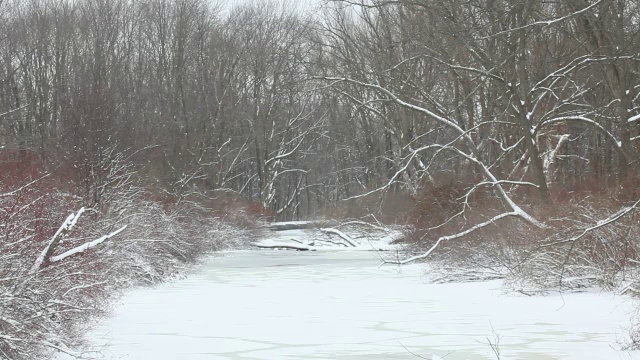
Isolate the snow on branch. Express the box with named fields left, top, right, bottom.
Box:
left=31, top=208, right=86, bottom=274
left=0, top=174, right=51, bottom=198
left=0, top=103, right=29, bottom=119
left=337, top=220, right=388, bottom=231
left=341, top=143, right=440, bottom=201
left=476, top=0, right=604, bottom=40
left=39, top=340, right=82, bottom=358
left=628, top=113, right=640, bottom=123
left=384, top=212, right=520, bottom=265
left=543, top=134, right=570, bottom=173
left=318, top=76, right=545, bottom=229
left=320, top=228, right=357, bottom=247
left=536, top=116, right=624, bottom=153
left=50, top=225, right=127, bottom=263
left=542, top=199, right=640, bottom=248
left=30, top=207, right=128, bottom=272
left=316, top=77, right=471, bottom=142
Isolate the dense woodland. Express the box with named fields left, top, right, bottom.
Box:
left=1, top=0, right=640, bottom=358
left=1, top=0, right=639, bottom=215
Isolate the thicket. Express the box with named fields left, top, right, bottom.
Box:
left=0, top=150, right=258, bottom=359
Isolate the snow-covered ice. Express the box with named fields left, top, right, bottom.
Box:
left=58, top=250, right=640, bottom=360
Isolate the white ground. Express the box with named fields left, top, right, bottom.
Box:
left=62, top=250, right=639, bottom=360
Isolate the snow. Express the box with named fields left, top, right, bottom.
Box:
left=270, top=221, right=313, bottom=227
left=252, top=226, right=403, bottom=251
left=50, top=225, right=128, bottom=263
left=319, top=228, right=357, bottom=247
left=58, top=251, right=639, bottom=360
left=252, top=238, right=314, bottom=251
left=31, top=208, right=86, bottom=273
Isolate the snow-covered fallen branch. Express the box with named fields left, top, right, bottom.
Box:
left=320, top=228, right=357, bottom=247
left=542, top=198, right=640, bottom=248
left=384, top=212, right=520, bottom=265
left=31, top=208, right=86, bottom=274
left=50, top=225, right=128, bottom=263
left=252, top=241, right=314, bottom=251
left=30, top=208, right=129, bottom=272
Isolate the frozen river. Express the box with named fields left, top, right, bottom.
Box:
left=78, top=250, right=638, bottom=359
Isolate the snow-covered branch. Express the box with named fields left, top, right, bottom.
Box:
left=31, top=208, right=86, bottom=274
left=50, top=225, right=127, bottom=263
left=384, top=212, right=520, bottom=265
left=320, top=228, right=357, bottom=247
left=0, top=103, right=29, bottom=119
left=0, top=174, right=51, bottom=198
left=543, top=199, right=640, bottom=248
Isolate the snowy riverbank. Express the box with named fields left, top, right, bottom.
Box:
left=59, top=250, right=639, bottom=360
left=251, top=221, right=405, bottom=251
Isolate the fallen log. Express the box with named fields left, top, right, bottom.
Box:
left=252, top=243, right=314, bottom=251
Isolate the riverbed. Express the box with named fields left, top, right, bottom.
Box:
left=73, top=250, right=638, bottom=359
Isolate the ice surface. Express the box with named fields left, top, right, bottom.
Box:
left=59, top=251, right=639, bottom=360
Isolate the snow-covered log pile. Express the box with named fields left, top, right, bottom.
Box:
left=253, top=220, right=406, bottom=251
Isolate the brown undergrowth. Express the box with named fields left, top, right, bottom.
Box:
left=402, top=175, right=640, bottom=293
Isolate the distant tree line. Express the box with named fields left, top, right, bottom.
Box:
left=0, top=0, right=638, bottom=220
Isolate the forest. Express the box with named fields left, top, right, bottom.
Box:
left=1, top=0, right=640, bottom=358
